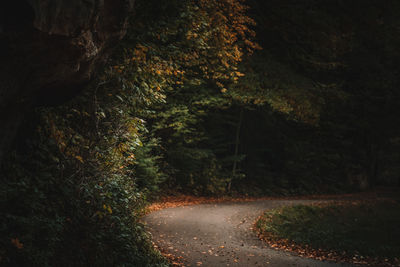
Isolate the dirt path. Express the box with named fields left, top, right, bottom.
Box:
left=143, top=199, right=355, bottom=267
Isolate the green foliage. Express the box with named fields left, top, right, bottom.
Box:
left=119, top=0, right=400, bottom=196
left=228, top=50, right=324, bottom=125
left=0, top=109, right=167, bottom=266
left=133, top=137, right=166, bottom=197
left=117, top=0, right=260, bottom=194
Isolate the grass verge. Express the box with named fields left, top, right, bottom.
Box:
left=256, top=201, right=400, bottom=266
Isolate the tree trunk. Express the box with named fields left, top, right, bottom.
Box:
left=228, top=108, right=244, bottom=192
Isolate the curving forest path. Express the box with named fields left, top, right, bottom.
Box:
left=144, top=199, right=355, bottom=267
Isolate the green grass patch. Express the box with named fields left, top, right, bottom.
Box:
left=256, top=201, right=400, bottom=260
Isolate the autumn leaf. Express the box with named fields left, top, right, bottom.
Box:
left=75, top=155, right=84, bottom=163
left=11, top=238, right=23, bottom=249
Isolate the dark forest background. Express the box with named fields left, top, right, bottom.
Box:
left=1, top=0, right=399, bottom=266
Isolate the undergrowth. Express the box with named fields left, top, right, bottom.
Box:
left=256, top=201, right=400, bottom=261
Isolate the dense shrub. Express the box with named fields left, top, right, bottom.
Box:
left=0, top=84, right=168, bottom=266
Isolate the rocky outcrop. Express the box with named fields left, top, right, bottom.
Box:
left=0, top=0, right=134, bottom=163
